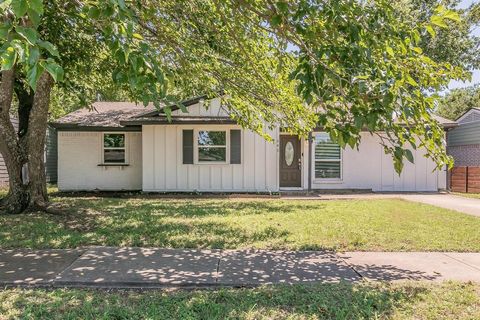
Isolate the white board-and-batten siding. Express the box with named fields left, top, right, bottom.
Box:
left=57, top=131, right=142, bottom=191
left=142, top=125, right=279, bottom=192
left=309, top=133, right=445, bottom=192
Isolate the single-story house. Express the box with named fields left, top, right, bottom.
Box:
left=51, top=96, right=456, bottom=192
left=447, top=108, right=480, bottom=166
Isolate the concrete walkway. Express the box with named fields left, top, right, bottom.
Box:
left=282, top=192, right=480, bottom=217
left=398, top=194, right=480, bottom=217
left=1, top=248, right=479, bottom=288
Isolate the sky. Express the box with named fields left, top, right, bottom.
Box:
left=448, top=0, right=480, bottom=90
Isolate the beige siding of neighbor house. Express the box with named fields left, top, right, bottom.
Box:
left=57, top=131, right=142, bottom=191
left=310, top=132, right=446, bottom=192
left=142, top=124, right=279, bottom=192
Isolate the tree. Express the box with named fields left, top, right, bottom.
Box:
left=393, top=0, right=479, bottom=70
left=436, top=85, right=480, bottom=120
left=0, top=0, right=467, bottom=214
left=0, top=1, right=174, bottom=214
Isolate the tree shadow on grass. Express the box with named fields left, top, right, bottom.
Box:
left=74, top=197, right=325, bottom=217
left=0, top=209, right=294, bottom=249
left=2, top=282, right=442, bottom=319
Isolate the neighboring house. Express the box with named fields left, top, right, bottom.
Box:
left=0, top=118, right=57, bottom=188
left=51, top=96, right=456, bottom=192
left=447, top=108, right=480, bottom=166
left=0, top=117, right=19, bottom=187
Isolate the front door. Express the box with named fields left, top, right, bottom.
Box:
left=279, top=135, right=301, bottom=188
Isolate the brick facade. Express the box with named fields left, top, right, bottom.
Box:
left=448, top=144, right=480, bottom=166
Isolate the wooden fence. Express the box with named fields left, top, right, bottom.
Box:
left=450, top=166, right=480, bottom=193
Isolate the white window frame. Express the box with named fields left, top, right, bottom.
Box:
left=194, top=128, right=229, bottom=164
left=102, top=132, right=127, bottom=164
left=313, top=132, right=342, bottom=182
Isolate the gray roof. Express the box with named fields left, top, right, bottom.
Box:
left=432, top=114, right=457, bottom=128
left=51, top=102, right=155, bottom=128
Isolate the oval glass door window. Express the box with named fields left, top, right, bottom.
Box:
left=285, top=141, right=294, bottom=166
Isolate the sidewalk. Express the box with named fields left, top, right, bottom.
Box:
left=1, top=247, right=479, bottom=288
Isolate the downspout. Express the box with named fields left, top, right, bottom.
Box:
left=308, top=132, right=312, bottom=192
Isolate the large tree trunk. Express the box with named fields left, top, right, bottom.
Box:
left=0, top=70, right=54, bottom=214
left=26, top=72, right=54, bottom=210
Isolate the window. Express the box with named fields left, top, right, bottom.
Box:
left=314, top=133, right=341, bottom=179
left=197, top=130, right=227, bottom=162
left=103, top=133, right=126, bottom=164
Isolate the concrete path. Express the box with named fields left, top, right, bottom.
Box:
left=1, top=248, right=480, bottom=288
left=282, top=192, right=480, bottom=217
left=398, top=194, right=480, bottom=217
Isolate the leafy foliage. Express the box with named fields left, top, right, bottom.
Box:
left=0, top=0, right=471, bottom=173
left=392, top=0, right=479, bottom=71
left=436, top=85, right=480, bottom=120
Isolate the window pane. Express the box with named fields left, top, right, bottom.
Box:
left=104, top=134, right=125, bottom=148
left=315, top=161, right=341, bottom=179
left=315, top=143, right=340, bottom=159
left=104, top=149, right=126, bottom=163
left=198, top=131, right=226, bottom=146
left=315, top=133, right=340, bottom=160
left=198, top=147, right=226, bottom=162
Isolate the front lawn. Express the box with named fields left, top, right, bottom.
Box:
left=0, top=282, right=478, bottom=319
left=1, top=193, right=479, bottom=251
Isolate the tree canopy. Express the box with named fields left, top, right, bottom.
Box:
left=436, top=84, right=480, bottom=120
left=0, top=0, right=472, bottom=213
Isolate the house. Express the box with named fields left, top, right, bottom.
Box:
left=51, top=96, right=456, bottom=192
left=447, top=108, right=480, bottom=166
left=0, top=117, right=19, bottom=187
left=0, top=117, right=57, bottom=188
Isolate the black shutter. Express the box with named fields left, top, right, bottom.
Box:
left=230, top=129, right=241, bottom=164
left=183, top=130, right=194, bottom=164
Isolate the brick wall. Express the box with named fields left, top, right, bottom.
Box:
left=448, top=144, right=480, bottom=166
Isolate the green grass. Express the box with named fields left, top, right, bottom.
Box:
left=453, top=192, right=480, bottom=200
left=0, top=282, right=478, bottom=319
left=1, top=190, right=480, bottom=251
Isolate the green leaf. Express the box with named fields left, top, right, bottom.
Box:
left=405, top=149, right=414, bottom=164
left=412, top=47, right=423, bottom=54
left=443, top=10, right=461, bottom=22
left=132, top=33, right=143, bottom=40
left=28, top=0, right=43, bottom=15
left=27, top=8, right=41, bottom=27
left=271, top=15, right=282, bottom=27
left=42, top=60, right=64, bottom=82
left=28, top=46, right=40, bottom=65
left=0, top=23, right=12, bottom=39
left=117, top=0, right=126, bottom=9
left=0, top=0, right=12, bottom=11
left=425, top=25, right=436, bottom=38
left=11, top=0, right=28, bottom=17
left=386, top=46, right=394, bottom=57
left=15, top=26, right=38, bottom=45
left=26, top=62, right=44, bottom=90
left=88, top=6, right=100, bottom=19
left=37, top=40, right=59, bottom=57
left=405, top=75, right=418, bottom=87
left=1, top=46, right=16, bottom=70
left=430, top=16, right=448, bottom=28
